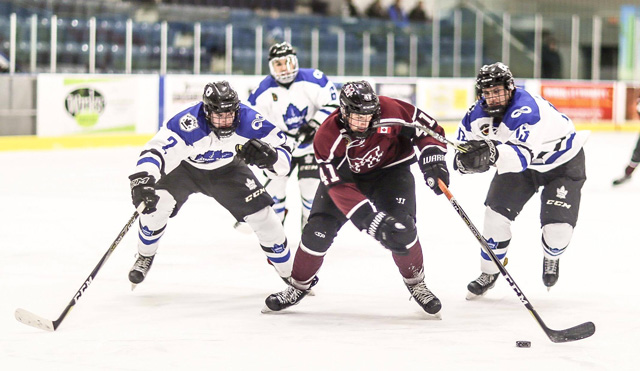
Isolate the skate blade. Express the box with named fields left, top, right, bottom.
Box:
left=547, top=286, right=552, bottom=292
left=130, top=283, right=138, bottom=291
left=430, top=312, right=442, bottom=320
left=233, top=222, right=253, bottom=235
left=261, top=305, right=274, bottom=314
left=307, top=289, right=315, bottom=297
left=465, top=291, right=486, bottom=300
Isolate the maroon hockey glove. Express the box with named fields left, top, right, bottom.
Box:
left=454, top=139, right=499, bottom=174
left=419, top=146, right=449, bottom=195
left=129, top=172, right=159, bottom=214
left=236, top=138, right=278, bottom=169
left=365, top=212, right=416, bottom=255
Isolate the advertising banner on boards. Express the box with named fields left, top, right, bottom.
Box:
left=36, top=74, right=158, bottom=136
left=540, top=81, right=615, bottom=121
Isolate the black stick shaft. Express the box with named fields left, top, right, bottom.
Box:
left=50, top=207, right=142, bottom=330
left=437, top=179, right=595, bottom=343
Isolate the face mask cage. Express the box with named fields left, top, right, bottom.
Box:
left=478, top=85, right=512, bottom=118
left=269, top=55, right=299, bottom=84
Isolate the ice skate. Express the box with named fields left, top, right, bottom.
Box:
left=543, top=257, right=559, bottom=290
left=129, top=254, right=155, bottom=290
left=406, top=281, right=442, bottom=318
left=262, top=276, right=318, bottom=313
left=466, top=272, right=499, bottom=300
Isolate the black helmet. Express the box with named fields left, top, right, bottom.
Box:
left=268, top=42, right=299, bottom=84
left=202, top=81, right=240, bottom=138
left=476, top=62, right=515, bottom=118
left=339, top=80, right=380, bottom=139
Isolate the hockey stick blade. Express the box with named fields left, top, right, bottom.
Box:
left=545, top=321, right=596, bottom=343
left=437, top=180, right=595, bottom=343
left=15, top=204, right=144, bottom=332
left=15, top=308, right=55, bottom=332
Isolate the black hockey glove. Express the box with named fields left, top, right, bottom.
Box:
left=454, top=140, right=499, bottom=174
left=296, top=119, right=321, bottom=146
left=365, top=212, right=417, bottom=255
left=129, top=172, right=159, bottom=214
left=236, top=138, right=278, bottom=169
left=418, top=146, right=449, bottom=195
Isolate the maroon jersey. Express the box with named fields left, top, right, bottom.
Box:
left=314, top=96, right=446, bottom=219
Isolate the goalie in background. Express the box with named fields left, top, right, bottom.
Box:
left=127, top=81, right=294, bottom=290
left=263, top=80, right=449, bottom=317
left=454, top=62, right=589, bottom=298
left=241, top=42, right=339, bottom=232
left=612, top=96, right=640, bottom=186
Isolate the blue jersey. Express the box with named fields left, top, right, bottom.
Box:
left=456, top=88, right=589, bottom=173
left=132, top=102, right=292, bottom=180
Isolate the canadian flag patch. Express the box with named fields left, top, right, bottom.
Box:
left=377, top=126, right=390, bottom=134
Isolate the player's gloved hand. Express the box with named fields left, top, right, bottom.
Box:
left=364, top=212, right=416, bottom=255
left=419, top=146, right=449, bottom=195
left=236, top=138, right=278, bottom=169
left=128, top=172, right=159, bottom=214
left=296, top=119, right=321, bottom=146
left=454, top=139, right=499, bottom=174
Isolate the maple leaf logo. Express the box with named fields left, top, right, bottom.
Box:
left=556, top=186, right=568, bottom=199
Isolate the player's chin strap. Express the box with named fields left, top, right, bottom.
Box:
left=371, top=121, right=468, bottom=153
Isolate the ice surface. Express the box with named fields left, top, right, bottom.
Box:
left=1, top=132, right=639, bottom=370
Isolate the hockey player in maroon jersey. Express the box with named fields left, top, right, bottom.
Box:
left=263, top=80, right=449, bottom=316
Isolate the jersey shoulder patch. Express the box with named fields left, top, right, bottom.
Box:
left=166, top=103, right=209, bottom=144
left=179, top=113, right=199, bottom=132
left=248, top=76, right=279, bottom=105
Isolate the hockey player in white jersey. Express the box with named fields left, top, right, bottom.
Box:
left=127, top=81, right=294, bottom=288
left=245, top=42, right=339, bottom=230
left=454, top=63, right=588, bottom=298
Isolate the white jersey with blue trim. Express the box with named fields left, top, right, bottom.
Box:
left=248, top=68, right=339, bottom=157
left=132, top=102, right=292, bottom=180
left=456, top=88, right=589, bottom=174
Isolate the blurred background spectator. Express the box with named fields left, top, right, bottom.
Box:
left=365, top=0, right=387, bottom=19
left=408, top=0, right=431, bottom=22
left=542, top=32, right=562, bottom=79
left=388, top=0, right=409, bottom=28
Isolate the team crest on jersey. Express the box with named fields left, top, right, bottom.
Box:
left=272, top=93, right=278, bottom=102
left=245, top=178, right=258, bottom=190
left=179, top=113, right=199, bottom=132
left=283, top=104, right=309, bottom=130
left=349, top=145, right=383, bottom=173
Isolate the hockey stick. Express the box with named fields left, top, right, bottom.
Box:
left=15, top=204, right=145, bottom=332
left=371, top=120, right=467, bottom=152
left=437, top=179, right=595, bottom=343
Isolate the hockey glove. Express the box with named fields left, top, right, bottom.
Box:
left=129, top=172, right=159, bottom=214
left=236, top=138, right=278, bottom=169
left=454, top=139, right=499, bottom=174
left=365, top=212, right=417, bottom=255
left=296, top=119, right=321, bottom=146
left=419, top=146, right=449, bottom=195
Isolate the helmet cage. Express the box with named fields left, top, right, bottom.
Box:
left=202, top=81, right=240, bottom=138
left=339, top=81, right=380, bottom=139
left=476, top=62, right=515, bottom=118
left=268, top=42, right=299, bottom=84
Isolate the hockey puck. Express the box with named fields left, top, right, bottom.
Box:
left=516, top=341, right=531, bottom=348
